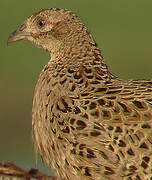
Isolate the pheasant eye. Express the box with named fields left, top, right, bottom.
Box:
left=37, top=19, right=45, bottom=28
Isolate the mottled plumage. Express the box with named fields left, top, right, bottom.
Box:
left=8, top=8, right=152, bottom=180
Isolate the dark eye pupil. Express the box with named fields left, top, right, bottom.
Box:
left=38, top=19, right=45, bottom=28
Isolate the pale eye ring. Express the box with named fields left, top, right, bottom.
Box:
left=37, top=19, right=45, bottom=28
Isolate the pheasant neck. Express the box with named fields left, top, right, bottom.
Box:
left=48, top=39, right=109, bottom=74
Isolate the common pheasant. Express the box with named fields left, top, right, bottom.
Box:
left=8, top=8, right=152, bottom=180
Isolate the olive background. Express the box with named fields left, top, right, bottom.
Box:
left=1, top=0, right=152, bottom=175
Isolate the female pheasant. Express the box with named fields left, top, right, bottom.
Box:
left=8, top=8, right=152, bottom=180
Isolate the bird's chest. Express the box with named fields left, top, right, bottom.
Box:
left=32, top=68, right=70, bottom=125
left=32, top=71, right=77, bottom=177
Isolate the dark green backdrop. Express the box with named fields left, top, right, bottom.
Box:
left=1, top=0, right=152, bottom=175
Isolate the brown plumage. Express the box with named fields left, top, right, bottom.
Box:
left=8, top=8, right=152, bottom=180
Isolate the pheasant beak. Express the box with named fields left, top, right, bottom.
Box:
left=8, top=23, right=30, bottom=43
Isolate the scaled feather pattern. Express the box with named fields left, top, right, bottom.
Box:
left=8, top=8, right=152, bottom=180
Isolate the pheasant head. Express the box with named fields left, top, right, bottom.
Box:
left=8, top=8, right=98, bottom=60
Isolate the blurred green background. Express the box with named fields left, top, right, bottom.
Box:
left=1, top=0, right=152, bottom=176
